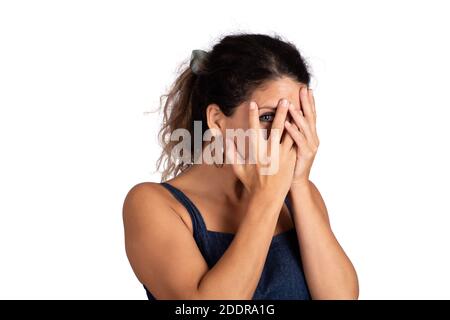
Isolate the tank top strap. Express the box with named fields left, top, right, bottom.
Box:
left=284, top=196, right=294, bottom=219
left=160, top=182, right=210, bottom=257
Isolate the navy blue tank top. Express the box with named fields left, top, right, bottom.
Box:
left=144, top=182, right=311, bottom=300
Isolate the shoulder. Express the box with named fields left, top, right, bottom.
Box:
left=122, top=181, right=194, bottom=233
left=123, top=182, right=164, bottom=214
left=122, top=182, right=178, bottom=228
left=123, top=182, right=163, bottom=207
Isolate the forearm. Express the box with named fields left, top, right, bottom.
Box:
left=289, top=181, right=359, bottom=299
left=194, top=191, right=284, bottom=299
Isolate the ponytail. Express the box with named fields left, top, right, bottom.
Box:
left=156, top=63, right=197, bottom=181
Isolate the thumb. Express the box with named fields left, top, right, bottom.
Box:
left=225, top=136, right=246, bottom=180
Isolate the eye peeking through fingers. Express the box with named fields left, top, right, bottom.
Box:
left=259, top=112, right=275, bottom=122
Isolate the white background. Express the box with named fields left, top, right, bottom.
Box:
left=1, top=0, right=449, bottom=299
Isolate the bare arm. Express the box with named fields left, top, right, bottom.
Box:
left=289, top=181, right=359, bottom=299
left=283, top=86, right=358, bottom=299
left=123, top=183, right=284, bottom=299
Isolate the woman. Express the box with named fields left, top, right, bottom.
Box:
left=123, top=33, right=359, bottom=299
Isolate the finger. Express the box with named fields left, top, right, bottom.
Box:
left=306, top=90, right=319, bottom=144
left=308, top=88, right=316, bottom=116
left=288, top=102, right=315, bottom=143
left=290, top=122, right=305, bottom=145
left=225, top=136, right=245, bottom=168
left=281, top=123, right=294, bottom=151
left=248, top=101, right=263, bottom=159
left=248, top=101, right=264, bottom=143
left=270, top=98, right=290, bottom=142
left=248, top=101, right=260, bottom=130
left=288, top=104, right=305, bottom=136
left=284, top=120, right=308, bottom=151
left=299, top=86, right=315, bottom=124
left=291, top=120, right=319, bottom=154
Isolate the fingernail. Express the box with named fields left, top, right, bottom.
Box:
left=249, top=101, right=256, bottom=110
left=281, top=99, right=288, bottom=107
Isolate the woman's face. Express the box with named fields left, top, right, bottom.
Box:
left=227, top=76, right=307, bottom=133
left=204, top=76, right=308, bottom=163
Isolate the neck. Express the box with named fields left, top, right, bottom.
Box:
left=176, top=163, right=247, bottom=203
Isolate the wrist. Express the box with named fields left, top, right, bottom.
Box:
left=249, top=186, right=286, bottom=212
left=290, top=179, right=311, bottom=192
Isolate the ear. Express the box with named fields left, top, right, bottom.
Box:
left=205, top=103, right=226, bottom=134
